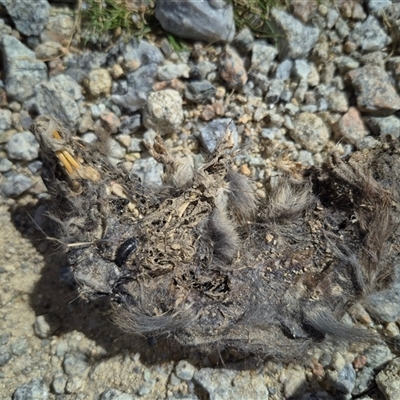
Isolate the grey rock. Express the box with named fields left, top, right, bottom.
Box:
left=101, top=388, right=135, bottom=400
left=251, top=41, right=278, bottom=75
left=19, top=110, right=34, bottom=131
left=64, top=51, right=108, bottom=84
left=123, top=39, right=164, bottom=67
left=193, top=368, right=237, bottom=399
left=297, top=150, right=314, bottom=166
left=166, top=395, right=200, bottom=400
left=155, top=0, right=235, bottom=43
left=0, top=109, right=12, bottom=131
left=10, top=337, right=29, bottom=356
left=1, top=35, right=47, bottom=102
left=192, top=61, right=217, bottom=80
left=120, top=114, right=142, bottom=135
left=51, top=373, right=67, bottom=395
left=128, top=138, right=142, bottom=152
left=364, top=345, right=394, bottom=369
left=0, top=157, right=13, bottom=172
left=65, top=376, right=84, bottom=394
left=335, top=17, right=350, bottom=39
left=34, top=77, right=80, bottom=130
left=367, top=0, right=392, bottom=13
left=366, top=115, right=400, bottom=138
left=233, top=27, right=254, bottom=54
left=332, top=363, right=356, bottom=394
left=175, top=360, right=197, bottom=381
left=357, top=136, right=380, bottom=150
left=294, top=60, right=311, bottom=80
left=199, top=118, right=237, bottom=153
left=327, top=91, right=349, bottom=112
left=34, top=314, right=60, bottom=339
left=81, top=132, right=98, bottom=144
left=7, top=132, right=40, bottom=161
left=326, top=8, right=339, bottom=29
left=143, top=89, right=183, bottom=134
left=51, top=74, right=82, bottom=101
left=0, top=17, right=12, bottom=36
left=281, top=89, right=293, bottom=103
left=130, top=158, right=163, bottom=186
left=112, top=64, right=157, bottom=113
left=0, top=333, right=10, bottom=346
left=108, top=139, right=126, bottom=160
left=185, top=81, right=216, bottom=104
left=0, top=351, right=11, bottom=366
left=291, top=112, right=329, bottom=152
left=2, top=174, right=33, bottom=197
left=348, top=66, right=400, bottom=116
left=91, top=104, right=106, bottom=119
left=169, top=372, right=181, bottom=386
left=366, top=287, right=400, bottom=322
left=137, top=380, right=155, bottom=396
left=0, top=0, right=50, bottom=36
left=352, top=367, right=375, bottom=396
left=350, top=15, right=391, bottom=53
left=265, top=79, right=284, bottom=104
left=63, top=352, right=89, bottom=376
left=275, top=59, right=293, bottom=80
left=294, top=79, right=308, bottom=103
left=251, top=72, right=269, bottom=92
left=376, top=357, right=400, bottom=400
left=12, top=378, right=49, bottom=400
left=157, top=64, right=190, bottom=81
left=335, top=56, right=360, bottom=74
left=317, top=98, right=328, bottom=111
left=270, top=8, right=320, bottom=59
left=360, top=51, right=385, bottom=68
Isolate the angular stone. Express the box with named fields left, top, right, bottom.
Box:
left=251, top=41, right=278, bottom=75
left=155, top=0, right=235, bottom=43
left=12, top=378, right=49, bottom=400
left=348, top=66, right=400, bottom=116
left=34, top=76, right=80, bottom=130
left=1, top=35, right=47, bottom=102
left=0, top=0, right=50, bottom=36
left=199, top=118, right=237, bottom=153
left=270, top=8, right=320, bottom=59
left=2, top=174, right=33, bottom=197
left=350, top=15, right=391, bottom=53
left=332, top=107, right=368, bottom=145
left=185, top=80, right=216, bottom=104
left=112, top=64, right=157, bottom=113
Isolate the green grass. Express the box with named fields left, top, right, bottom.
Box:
left=232, top=0, right=288, bottom=38
left=79, top=0, right=290, bottom=43
left=81, top=0, right=155, bottom=40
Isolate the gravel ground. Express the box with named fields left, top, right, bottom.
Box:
left=1, top=0, right=400, bottom=399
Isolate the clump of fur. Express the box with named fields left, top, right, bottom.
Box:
left=32, top=116, right=399, bottom=360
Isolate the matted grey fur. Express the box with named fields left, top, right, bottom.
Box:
left=32, top=115, right=400, bottom=359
